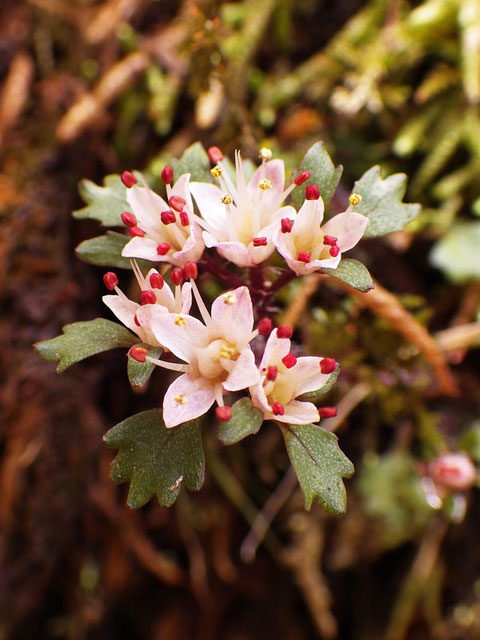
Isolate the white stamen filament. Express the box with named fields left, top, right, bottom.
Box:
left=190, top=279, right=212, bottom=326
left=219, top=160, right=238, bottom=201
left=146, top=356, right=188, bottom=372
left=214, top=384, right=224, bottom=407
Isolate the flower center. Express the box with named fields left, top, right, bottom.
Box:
left=194, top=339, right=239, bottom=380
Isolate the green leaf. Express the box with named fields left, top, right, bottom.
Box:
left=298, top=365, right=340, bottom=402
left=73, top=173, right=139, bottom=227
left=104, top=409, right=205, bottom=508
left=218, top=397, right=264, bottom=445
left=322, top=258, right=374, bottom=292
left=127, top=344, right=162, bottom=388
left=283, top=424, right=354, bottom=513
left=173, top=142, right=214, bottom=183
left=75, top=231, right=149, bottom=269
left=430, top=222, right=480, bottom=283
left=34, top=318, right=137, bottom=372
left=292, top=142, right=343, bottom=209
left=353, top=166, right=421, bottom=238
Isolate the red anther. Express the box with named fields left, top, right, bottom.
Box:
left=282, top=354, right=297, bottom=369
left=169, top=195, right=186, bottom=212
left=318, top=407, right=337, bottom=418
left=258, top=317, right=273, bottom=335
left=134, top=314, right=141, bottom=326
left=323, top=235, right=337, bottom=246
left=329, top=245, right=340, bottom=257
left=130, top=346, right=148, bottom=362
left=277, top=325, right=292, bottom=339
left=161, top=165, right=173, bottom=185
left=121, top=171, right=137, bottom=188
left=305, top=184, right=320, bottom=200
left=149, top=273, right=164, bottom=289
left=179, top=211, right=190, bottom=226
left=121, top=211, right=137, bottom=227
left=140, top=290, right=156, bottom=305
left=253, top=236, right=268, bottom=247
left=183, top=262, right=198, bottom=280
left=272, top=401, right=285, bottom=416
left=208, top=146, right=223, bottom=163
left=103, top=271, right=118, bottom=290
left=171, top=267, right=184, bottom=286
left=297, top=252, right=310, bottom=263
left=161, top=210, right=176, bottom=225
left=281, top=218, right=293, bottom=233
left=320, top=357, right=336, bottom=374
left=266, top=366, right=278, bottom=381
left=129, top=226, right=145, bottom=237
left=216, top=406, right=232, bottom=421
left=294, top=170, right=310, bottom=186
left=156, top=242, right=171, bottom=255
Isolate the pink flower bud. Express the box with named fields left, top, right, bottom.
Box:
left=161, top=166, right=173, bottom=185
left=121, top=211, right=137, bottom=227
left=305, top=184, right=320, bottom=200
left=429, top=453, right=477, bottom=491
left=258, top=318, right=273, bottom=335
left=103, top=272, right=118, bottom=290
left=320, top=358, right=336, bottom=374
left=121, top=171, right=137, bottom=188
left=130, top=346, right=148, bottom=362
left=294, top=170, right=310, bottom=186
left=216, top=406, right=232, bottom=421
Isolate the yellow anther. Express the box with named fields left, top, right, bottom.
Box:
left=210, top=165, right=223, bottom=178
left=175, top=315, right=186, bottom=326
left=223, top=292, right=236, bottom=305
left=349, top=192, right=362, bottom=206
left=221, top=194, right=232, bottom=205
left=174, top=393, right=187, bottom=406
left=219, top=344, right=237, bottom=359
left=259, top=147, right=272, bottom=161
left=258, top=178, right=272, bottom=191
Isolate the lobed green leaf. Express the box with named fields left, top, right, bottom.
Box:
left=104, top=409, right=205, bottom=508
left=34, top=318, right=137, bottom=372
left=74, top=173, right=140, bottom=227
left=173, top=142, right=214, bottom=183
left=292, top=141, right=343, bottom=209
left=75, top=231, right=149, bottom=270
left=283, top=423, right=354, bottom=513
left=353, top=166, right=421, bottom=237
left=218, top=397, right=264, bottom=445
left=322, top=258, right=374, bottom=292
left=127, top=344, right=162, bottom=389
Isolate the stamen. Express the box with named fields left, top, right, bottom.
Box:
left=208, top=146, right=223, bottom=163
left=146, top=356, right=188, bottom=372
left=161, top=166, right=173, bottom=185
left=305, top=184, right=320, bottom=200
left=149, top=273, right=164, bottom=289
left=216, top=406, right=232, bottom=421
left=223, top=292, right=236, bottom=306
left=221, top=194, right=232, bottom=205
left=174, top=393, right=187, bottom=406
left=349, top=192, right=362, bottom=206
left=272, top=402, right=285, bottom=416
left=211, top=165, right=223, bottom=178
left=329, top=245, right=340, bottom=257
left=294, top=170, right=310, bottom=186
left=134, top=314, right=140, bottom=326
left=121, top=171, right=137, bottom=188
left=103, top=272, right=118, bottom=290
left=318, top=407, right=337, bottom=418
left=320, top=358, right=336, bottom=374
left=323, top=235, right=337, bottom=246
left=277, top=325, right=292, bottom=339
left=258, top=318, right=272, bottom=335
left=281, top=218, right=293, bottom=233
left=266, top=366, right=278, bottom=381
left=282, top=354, right=297, bottom=369
left=129, top=226, right=145, bottom=237
left=174, top=314, right=187, bottom=326
left=140, top=290, right=156, bottom=305
left=179, top=211, right=190, bottom=226
left=161, top=210, right=176, bottom=225
left=171, top=268, right=184, bottom=286
left=258, top=178, right=272, bottom=191
left=121, top=211, right=137, bottom=227
left=169, top=195, right=186, bottom=212
left=297, top=252, right=310, bottom=263
left=183, top=262, right=198, bottom=280
left=253, top=236, right=268, bottom=247
left=259, top=147, right=272, bottom=161
left=190, top=279, right=212, bottom=325
left=130, top=346, right=148, bottom=362
left=156, top=242, right=171, bottom=255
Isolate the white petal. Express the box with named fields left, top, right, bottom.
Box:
left=278, top=400, right=319, bottom=425
left=211, top=286, right=254, bottom=345
left=171, top=173, right=194, bottom=215
left=291, top=357, right=331, bottom=396
left=190, top=182, right=226, bottom=234
left=223, top=348, right=260, bottom=391
left=127, top=185, right=167, bottom=232
left=163, top=373, right=215, bottom=427
left=122, top=237, right=162, bottom=262
left=322, top=211, right=368, bottom=252
left=259, top=329, right=291, bottom=369
left=103, top=294, right=139, bottom=335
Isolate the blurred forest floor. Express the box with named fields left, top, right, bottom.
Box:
left=1, top=1, right=480, bottom=639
